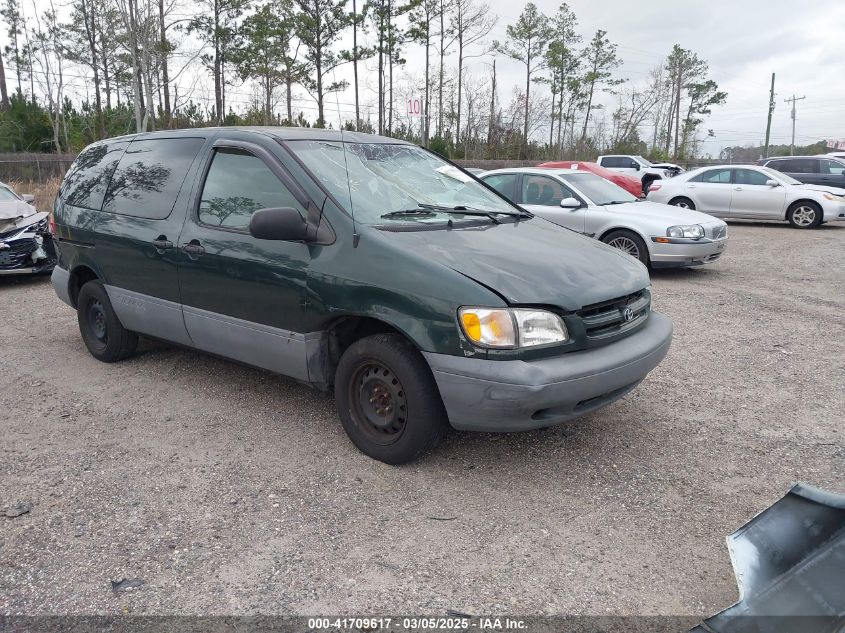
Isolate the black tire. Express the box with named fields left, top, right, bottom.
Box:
left=641, top=176, right=657, bottom=196
left=77, top=280, right=138, bottom=362
left=786, top=201, right=823, bottom=229
left=668, top=196, right=696, bottom=210
left=334, top=333, right=448, bottom=464
left=602, top=229, right=650, bottom=267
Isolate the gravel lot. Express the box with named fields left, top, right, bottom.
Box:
left=1, top=221, right=843, bottom=617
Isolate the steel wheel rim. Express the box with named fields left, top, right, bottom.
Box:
left=792, top=206, right=815, bottom=226
left=607, top=236, right=640, bottom=259
left=348, top=360, right=407, bottom=445
left=87, top=299, right=108, bottom=344
left=673, top=200, right=691, bottom=209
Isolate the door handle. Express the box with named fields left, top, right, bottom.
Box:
left=733, top=187, right=743, bottom=191
left=687, top=184, right=696, bottom=188
left=182, top=240, right=205, bottom=257
left=151, top=236, right=173, bottom=250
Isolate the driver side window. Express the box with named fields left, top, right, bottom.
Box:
left=521, top=176, right=575, bottom=206
left=198, top=148, right=305, bottom=230
left=693, top=168, right=732, bottom=184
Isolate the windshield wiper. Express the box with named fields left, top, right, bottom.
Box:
left=380, top=209, right=437, bottom=218
left=417, top=203, right=527, bottom=222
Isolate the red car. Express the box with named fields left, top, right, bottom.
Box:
left=537, top=161, right=643, bottom=197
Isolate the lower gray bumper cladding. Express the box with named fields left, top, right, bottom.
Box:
left=690, top=483, right=845, bottom=633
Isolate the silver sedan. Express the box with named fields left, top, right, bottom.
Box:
left=481, top=167, right=728, bottom=269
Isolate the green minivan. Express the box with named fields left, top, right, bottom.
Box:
left=51, top=128, right=672, bottom=463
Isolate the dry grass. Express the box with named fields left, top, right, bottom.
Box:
left=7, top=178, right=62, bottom=213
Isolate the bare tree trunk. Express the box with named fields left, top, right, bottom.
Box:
left=387, top=0, right=394, bottom=133
left=377, top=6, right=383, bottom=134
left=158, top=0, right=171, bottom=124
left=456, top=33, right=463, bottom=150
left=522, top=48, right=531, bottom=155
left=487, top=58, right=495, bottom=147
left=423, top=23, right=430, bottom=145
left=437, top=0, right=444, bottom=137
left=0, top=52, right=9, bottom=109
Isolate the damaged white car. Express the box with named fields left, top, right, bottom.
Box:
left=0, top=183, right=56, bottom=275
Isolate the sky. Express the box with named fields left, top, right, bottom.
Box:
left=25, top=0, right=845, bottom=157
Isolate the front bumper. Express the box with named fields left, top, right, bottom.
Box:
left=423, top=311, right=672, bottom=432
left=649, top=236, right=728, bottom=268
left=822, top=201, right=845, bottom=222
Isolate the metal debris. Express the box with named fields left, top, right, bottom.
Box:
left=111, top=578, right=145, bottom=593
left=691, top=483, right=845, bottom=633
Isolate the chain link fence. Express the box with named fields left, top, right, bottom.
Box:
left=0, top=153, right=77, bottom=183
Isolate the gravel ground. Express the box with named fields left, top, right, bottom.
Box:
left=1, top=221, right=843, bottom=617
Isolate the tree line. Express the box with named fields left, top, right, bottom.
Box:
left=0, top=0, right=727, bottom=160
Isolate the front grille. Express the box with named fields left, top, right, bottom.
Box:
left=576, top=289, right=650, bottom=341
left=711, top=225, right=727, bottom=240
left=0, top=238, right=37, bottom=269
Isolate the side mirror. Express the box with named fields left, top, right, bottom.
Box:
left=632, top=162, right=641, bottom=171
left=249, top=207, right=309, bottom=241
left=765, top=179, right=781, bottom=187
left=560, top=197, right=582, bottom=209
left=21, top=194, right=35, bottom=203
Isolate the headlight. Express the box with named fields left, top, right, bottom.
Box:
left=823, top=193, right=845, bottom=202
left=663, top=170, right=673, bottom=178
left=667, top=224, right=704, bottom=238
left=459, top=307, right=568, bottom=348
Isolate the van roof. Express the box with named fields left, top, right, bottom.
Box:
left=104, top=126, right=410, bottom=145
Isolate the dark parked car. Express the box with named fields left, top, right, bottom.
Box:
left=757, top=156, right=845, bottom=187
left=51, top=128, right=672, bottom=463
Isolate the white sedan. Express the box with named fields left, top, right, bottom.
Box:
left=647, top=164, right=845, bottom=229
left=481, top=167, right=728, bottom=269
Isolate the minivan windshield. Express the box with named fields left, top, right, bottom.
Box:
left=559, top=172, right=638, bottom=205
left=287, top=140, right=522, bottom=225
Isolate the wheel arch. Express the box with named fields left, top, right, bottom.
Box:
left=311, top=314, right=424, bottom=390
left=68, top=264, right=101, bottom=308
left=597, top=224, right=651, bottom=245
left=785, top=198, right=822, bottom=221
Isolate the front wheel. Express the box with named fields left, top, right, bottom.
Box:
left=602, top=230, right=650, bottom=267
left=787, top=202, right=823, bottom=229
left=334, top=333, right=448, bottom=464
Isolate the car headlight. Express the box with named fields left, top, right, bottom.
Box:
left=663, top=170, right=673, bottom=178
left=459, top=307, right=568, bottom=348
left=823, top=193, right=845, bottom=202
left=667, top=224, right=704, bottom=238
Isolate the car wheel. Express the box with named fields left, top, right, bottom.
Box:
left=669, top=197, right=696, bottom=210
left=602, top=230, right=650, bottom=267
left=334, top=333, right=448, bottom=464
left=787, top=201, right=823, bottom=229
left=77, top=280, right=139, bottom=362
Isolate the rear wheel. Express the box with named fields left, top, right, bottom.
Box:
left=77, top=281, right=138, bottom=362
left=787, top=201, right=823, bottom=229
left=602, top=229, right=650, bottom=267
left=334, top=333, right=448, bottom=464
left=669, top=196, right=696, bottom=210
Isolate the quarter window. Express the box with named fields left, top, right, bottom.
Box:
left=521, top=175, right=575, bottom=206
left=693, top=169, right=732, bottom=184
left=198, top=149, right=305, bottom=230
left=482, top=173, right=518, bottom=199
left=61, top=142, right=128, bottom=211
left=820, top=159, right=845, bottom=175
left=102, top=137, right=204, bottom=219
left=734, top=169, right=771, bottom=186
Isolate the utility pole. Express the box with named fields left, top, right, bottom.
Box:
left=785, top=94, right=806, bottom=155
left=763, top=73, right=776, bottom=159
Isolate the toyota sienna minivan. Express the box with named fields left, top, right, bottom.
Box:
left=51, top=128, right=673, bottom=464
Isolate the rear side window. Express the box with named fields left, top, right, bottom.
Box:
left=521, top=175, right=575, bottom=206
left=102, top=137, right=204, bottom=219
left=482, top=173, right=518, bottom=200
left=692, top=168, right=732, bottom=184
left=60, top=142, right=128, bottom=210
left=197, top=149, right=305, bottom=230
left=770, top=158, right=817, bottom=174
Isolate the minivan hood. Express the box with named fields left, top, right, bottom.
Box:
left=376, top=217, right=648, bottom=310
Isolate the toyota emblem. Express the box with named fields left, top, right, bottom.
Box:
left=622, top=307, right=635, bottom=322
